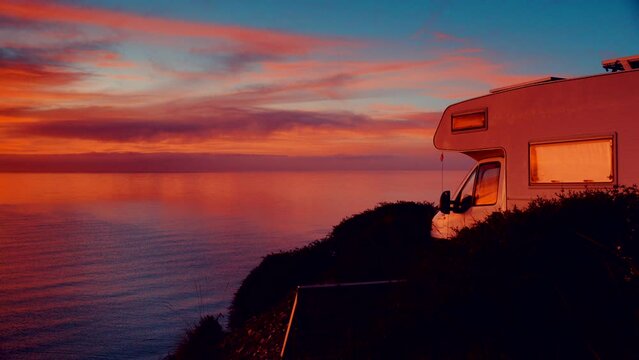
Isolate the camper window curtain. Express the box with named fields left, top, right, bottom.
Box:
left=530, top=138, right=613, bottom=184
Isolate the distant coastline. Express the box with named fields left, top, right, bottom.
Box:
left=0, top=152, right=473, bottom=173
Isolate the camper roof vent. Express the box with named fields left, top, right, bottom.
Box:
left=602, top=54, right=639, bottom=72
left=489, top=77, right=565, bottom=94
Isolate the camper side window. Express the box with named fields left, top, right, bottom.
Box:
left=452, top=110, right=487, bottom=132
left=530, top=138, right=614, bottom=184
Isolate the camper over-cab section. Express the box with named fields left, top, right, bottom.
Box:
left=431, top=58, right=639, bottom=239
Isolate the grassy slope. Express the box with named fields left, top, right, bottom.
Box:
left=171, top=188, right=639, bottom=359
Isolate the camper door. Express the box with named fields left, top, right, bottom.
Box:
left=447, top=158, right=504, bottom=233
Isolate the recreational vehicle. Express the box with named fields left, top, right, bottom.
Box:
left=431, top=55, right=639, bottom=239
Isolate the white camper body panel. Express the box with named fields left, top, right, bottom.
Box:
left=431, top=69, right=639, bottom=238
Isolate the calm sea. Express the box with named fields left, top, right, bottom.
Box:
left=0, top=171, right=465, bottom=359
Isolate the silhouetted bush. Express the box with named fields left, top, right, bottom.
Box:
left=168, top=315, right=226, bottom=360
left=407, top=186, right=639, bottom=358
left=179, top=188, right=639, bottom=358
left=228, top=201, right=437, bottom=330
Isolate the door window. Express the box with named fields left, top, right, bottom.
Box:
left=456, top=168, right=477, bottom=202
left=454, top=161, right=501, bottom=207
left=475, top=162, right=501, bottom=205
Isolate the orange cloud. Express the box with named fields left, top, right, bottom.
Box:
left=6, top=101, right=429, bottom=140
left=0, top=57, right=90, bottom=108
left=0, top=93, right=437, bottom=157
left=0, top=63, right=82, bottom=88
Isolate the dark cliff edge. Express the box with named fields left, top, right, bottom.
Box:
left=168, top=187, right=639, bottom=359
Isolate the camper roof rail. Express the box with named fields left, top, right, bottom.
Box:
left=602, top=54, right=639, bottom=72
left=489, top=77, right=565, bottom=94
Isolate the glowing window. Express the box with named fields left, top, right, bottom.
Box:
left=530, top=138, right=614, bottom=184
left=452, top=111, right=486, bottom=132
left=475, top=162, right=500, bottom=205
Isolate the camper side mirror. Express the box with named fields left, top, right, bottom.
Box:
left=454, top=195, right=473, bottom=213
left=439, top=191, right=451, bottom=214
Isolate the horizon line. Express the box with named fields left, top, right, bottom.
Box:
left=0, top=152, right=473, bottom=172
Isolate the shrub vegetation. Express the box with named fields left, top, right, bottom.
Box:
left=171, top=188, right=639, bottom=359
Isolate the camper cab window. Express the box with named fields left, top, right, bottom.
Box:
left=457, top=168, right=477, bottom=203
left=455, top=162, right=501, bottom=210
left=529, top=138, right=614, bottom=184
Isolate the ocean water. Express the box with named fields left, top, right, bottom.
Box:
left=0, top=171, right=466, bottom=359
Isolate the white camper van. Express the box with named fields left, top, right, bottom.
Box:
left=431, top=55, right=639, bottom=239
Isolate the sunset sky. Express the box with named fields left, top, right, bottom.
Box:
left=1, top=0, right=638, bottom=171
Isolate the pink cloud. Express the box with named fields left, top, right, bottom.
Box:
left=232, top=52, right=537, bottom=104
left=0, top=1, right=541, bottom=161
left=433, top=32, right=466, bottom=43
left=5, top=98, right=431, bottom=143
left=0, top=2, right=535, bottom=108
left=51, top=49, right=136, bottom=69
left=0, top=1, right=353, bottom=56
